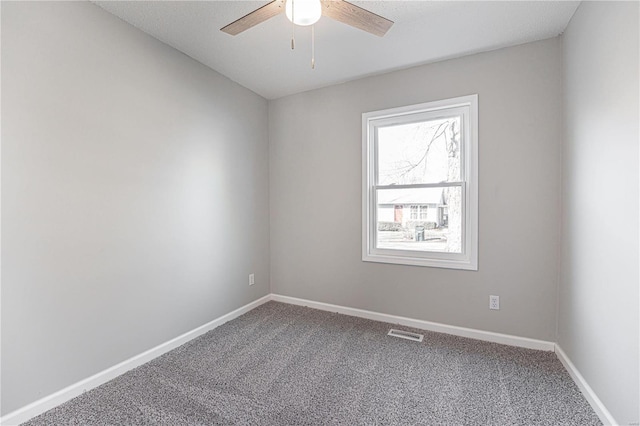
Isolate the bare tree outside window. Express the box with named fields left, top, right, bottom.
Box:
left=376, top=117, right=462, bottom=253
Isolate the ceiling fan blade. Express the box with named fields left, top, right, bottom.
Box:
left=320, top=0, right=393, bottom=37
left=221, top=0, right=285, bottom=36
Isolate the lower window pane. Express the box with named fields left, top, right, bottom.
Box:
left=376, top=187, right=462, bottom=253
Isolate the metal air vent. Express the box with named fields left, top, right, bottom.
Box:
left=387, top=328, right=424, bottom=342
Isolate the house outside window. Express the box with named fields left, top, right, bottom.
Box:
left=362, top=95, right=478, bottom=270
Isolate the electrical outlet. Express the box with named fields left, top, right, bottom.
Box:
left=489, top=295, right=500, bottom=310
left=249, top=273, right=255, bottom=286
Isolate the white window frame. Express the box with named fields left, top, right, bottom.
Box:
left=410, top=205, right=419, bottom=220
left=362, top=95, right=478, bottom=270
left=418, top=205, right=428, bottom=220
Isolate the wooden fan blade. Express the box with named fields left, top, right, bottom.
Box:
left=221, top=0, right=285, bottom=36
left=320, top=0, right=393, bottom=37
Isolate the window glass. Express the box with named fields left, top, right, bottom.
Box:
left=377, top=116, right=461, bottom=186
left=375, top=187, right=461, bottom=253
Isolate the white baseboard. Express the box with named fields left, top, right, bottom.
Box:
left=555, top=345, right=618, bottom=426
left=0, top=294, right=272, bottom=426
left=270, top=294, right=555, bottom=352
left=3, top=293, right=614, bottom=426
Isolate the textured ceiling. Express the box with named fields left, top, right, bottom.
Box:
left=94, top=1, right=580, bottom=99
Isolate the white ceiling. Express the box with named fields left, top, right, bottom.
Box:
left=94, top=1, right=580, bottom=99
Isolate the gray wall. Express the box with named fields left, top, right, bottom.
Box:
left=559, top=2, right=639, bottom=424
left=269, top=38, right=563, bottom=341
left=1, top=2, right=269, bottom=414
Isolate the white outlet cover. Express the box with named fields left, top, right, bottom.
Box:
left=489, top=295, right=500, bottom=310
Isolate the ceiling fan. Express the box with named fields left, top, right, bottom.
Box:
left=221, top=0, right=393, bottom=37
left=221, top=0, right=393, bottom=67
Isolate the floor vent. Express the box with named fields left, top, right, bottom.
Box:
left=387, top=328, right=424, bottom=342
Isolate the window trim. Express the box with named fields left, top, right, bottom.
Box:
left=362, top=95, right=478, bottom=270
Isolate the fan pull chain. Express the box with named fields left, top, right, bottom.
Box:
left=311, top=25, right=315, bottom=69
left=291, top=0, right=295, bottom=49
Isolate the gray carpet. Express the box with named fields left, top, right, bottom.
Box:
left=23, top=301, right=601, bottom=425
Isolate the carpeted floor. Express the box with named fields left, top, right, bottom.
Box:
left=24, top=301, right=601, bottom=425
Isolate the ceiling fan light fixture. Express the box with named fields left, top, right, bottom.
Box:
left=285, top=0, right=322, bottom=26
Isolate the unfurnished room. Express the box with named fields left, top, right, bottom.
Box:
left=0, top=1, right=638, bottom=425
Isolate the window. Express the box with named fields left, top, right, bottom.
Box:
left=362, top=95, right=478, bottom=270
left=418, top=205, right=428, bottom=220
left=410, top=205, right=419, bottom=220
left=409, top=205, right=428, bottom=220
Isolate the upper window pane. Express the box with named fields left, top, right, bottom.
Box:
left=377, top=116, right=461, bottom=186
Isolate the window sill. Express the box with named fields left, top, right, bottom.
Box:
left=362, top=252, right=478, bottom=271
